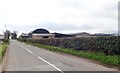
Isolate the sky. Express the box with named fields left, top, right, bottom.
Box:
left=0, top=0, right=119, bottom=36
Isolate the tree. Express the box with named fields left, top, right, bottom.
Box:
left=11, top=31, right=18, bottom=39
left=4, top=30, right=11, bottom=39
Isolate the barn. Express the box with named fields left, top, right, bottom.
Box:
left=28, top=28, right=54, bottom=39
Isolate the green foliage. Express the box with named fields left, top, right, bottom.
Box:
left=18, top=36, right=119, bottom=55
left=0, top=39, right=9, bottom=62
left=0, top=42, right=8, bottom=62
left=2, top=39, right=9, bottom=43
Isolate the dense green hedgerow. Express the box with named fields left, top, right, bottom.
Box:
left=2, top=39, right=9, bottom=43
left=18, top=36, right=119, bottom=55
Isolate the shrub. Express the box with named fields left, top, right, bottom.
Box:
left=2, top=39, right=9, bottom=43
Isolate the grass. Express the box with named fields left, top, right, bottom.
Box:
left=0, top=42, right=8, bottom=62
left=23, top=41, right=119, bottom=67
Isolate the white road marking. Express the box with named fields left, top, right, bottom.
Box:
left=16, top=43, right=64, bottom=73
left=38, top=56, right=63, bottom=72
left=25, top=49, right=33, bottom=54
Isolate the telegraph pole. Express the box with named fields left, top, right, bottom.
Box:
left=5, top=25, right=8, bottom=39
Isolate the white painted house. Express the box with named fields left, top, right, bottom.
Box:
left=0, top=34, right=4, bottom=40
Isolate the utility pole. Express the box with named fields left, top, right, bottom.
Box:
left=5, top=25, right=8, bottom=39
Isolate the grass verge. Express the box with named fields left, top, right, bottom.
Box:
left=23, top=41, right=119, bottom=67
left=0, top=42, right=9, bottom=62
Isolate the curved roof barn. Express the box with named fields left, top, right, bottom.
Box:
left=28, top=28, right=50, bottom=38
left=29, top=29, right=50, bottom=34
left=32, top=29, right=50, bottom=34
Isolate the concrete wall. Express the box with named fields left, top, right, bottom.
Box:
left=32, top=34, right=54, bottom=39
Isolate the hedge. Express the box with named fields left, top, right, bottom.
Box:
left=18, top=36, right=119, bottom=55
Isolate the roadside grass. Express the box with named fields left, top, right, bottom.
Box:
left=24, top=41, right=119, bottom=67
left=0, top=42, right=8, bottom=62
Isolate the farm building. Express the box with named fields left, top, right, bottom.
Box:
left=19, top=33, right=29, bottom=39
left=0, top=34, right=5, bottom=40
left=0, top=34, right=4, bottom=43
left=52, top=33, right=75, bottom=38
left=28, top=29, right=54, bottom=39
left=19, top=28, right=75, bottom=39
left=0, top=34, right=4, bottom=40
left=75, top=32, right=90, bottom=37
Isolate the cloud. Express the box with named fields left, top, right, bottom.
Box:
left=0, top=0, right=119, bottom=35
left=38, top=22, right=94, bottom=31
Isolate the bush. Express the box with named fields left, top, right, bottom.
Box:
left=2, top=39, right=9, bottom=43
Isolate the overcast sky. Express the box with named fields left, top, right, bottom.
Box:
left=0, top=0, right=119, bottom=35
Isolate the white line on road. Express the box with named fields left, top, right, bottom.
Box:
left=38, top=56, right=63, bottom=72
left=25, top=49, right=33, bottom=54
left=16, top=43, right=64, bottom=73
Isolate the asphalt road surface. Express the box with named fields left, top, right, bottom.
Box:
left=1, top=40, right=118, bottom=72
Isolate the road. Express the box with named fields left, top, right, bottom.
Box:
left=1, top=40, right=118, bottom=72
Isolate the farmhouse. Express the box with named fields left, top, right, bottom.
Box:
left=0, top=34, right=4, bottom=40
left=28, top=29, right=54, bottom=39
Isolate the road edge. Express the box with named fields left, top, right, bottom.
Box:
left=0, top=45, right=10, bottom=72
